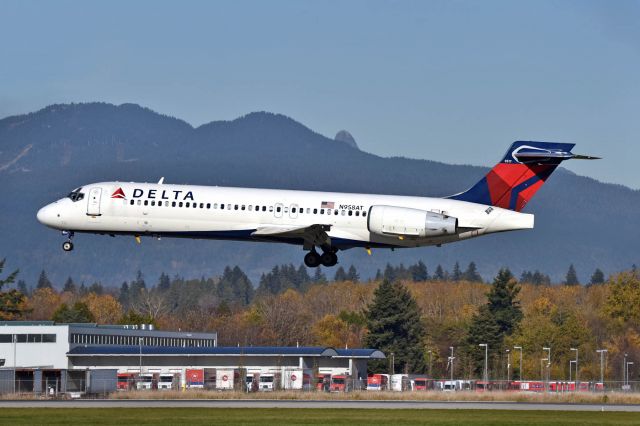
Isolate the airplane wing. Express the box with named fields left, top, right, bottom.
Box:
left=251, top=224, right=331, bottom=247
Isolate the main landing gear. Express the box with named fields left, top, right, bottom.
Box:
left=304, top=247, right=338, bottom=268
left=62, top=231, right=74, bottom=252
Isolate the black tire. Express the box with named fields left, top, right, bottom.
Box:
left=304, top=251, right=321, bottom=268
left=320, top=251, right=338, bottom=267
left=62, top=241, right=74, bottom=252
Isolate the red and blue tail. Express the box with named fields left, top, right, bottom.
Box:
left=449, top=141, right=599, bottom=212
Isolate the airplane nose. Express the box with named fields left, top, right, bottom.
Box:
left=37, top=204, right=58, bottom=227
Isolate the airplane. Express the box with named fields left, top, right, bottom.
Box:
left=37, top=141, right=598, bottom=268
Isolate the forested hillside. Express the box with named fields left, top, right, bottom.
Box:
left=1, top=102, right=638, bottom=286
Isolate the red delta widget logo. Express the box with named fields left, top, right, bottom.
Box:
left=111, top=188, right=126, bottom=199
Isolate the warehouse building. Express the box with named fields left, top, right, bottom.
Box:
left=0, top=321, right=384, bottom=395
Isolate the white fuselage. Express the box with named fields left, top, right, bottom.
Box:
left=37, top=181, right=534, bottom=250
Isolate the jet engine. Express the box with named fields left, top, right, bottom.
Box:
left=367, top=205, right=457, bottom=238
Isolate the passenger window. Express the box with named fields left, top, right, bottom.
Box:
left=334, top=210, right=338, bottom=215
left=255, top=205, right=259, bottom=211
left=179, top=202, right=183, bottom=207
left=262, top=206, right=266, bottom=212
left=193, top=203, right=197, bottom=208
left=241, top=205, right=246, bottom=211
left=327, top=209, right=331, bottom=215
left=348, top=210, right=353, bottom=216
left=248, top=205, right=253, bottom=211
left=144, top=200, right=148, bottom=206
left=320, top=209, right=324, bottom=214
left=200, top=203, right=204, bottom=208
left=186, top=202, right=190, bottom=207
left=355, top=211, right=360, bottom=216
left=172, top=201, right=176, bottom=207
left=306, top=208, right=310, bottom=214
left=341, top=210, right=346, bottom=216
left=151, top=201, right=156, bottom=206
left=137, top=200, right=141, bottom=206
left=269, top=206, right=274, bottom=212
left=130, top=200, right=134, bottom=206
left=276, top=206, right=281, bottom=213
left=221, top=204, right=225, bottom=209
left=363, top=211, right=367, bottom=217
left=312, top=209, right=317, bottom=214
left=214, top=203, right=218, bottom=209
left=206, top=203, right=211, bottom=209
left=234, top=205, right=239, bottom=210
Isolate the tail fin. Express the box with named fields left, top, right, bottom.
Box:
left=449, top=141, right=599, bottom=211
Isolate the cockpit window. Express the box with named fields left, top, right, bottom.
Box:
left=67, top=187, right=85, bottom=202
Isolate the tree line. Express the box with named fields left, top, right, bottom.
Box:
left=0, top=257, right=637, bottom=381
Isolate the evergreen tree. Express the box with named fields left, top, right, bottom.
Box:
left=129, top=270, right=146, bottom=302
left=520, top=270, right=533, bottom=283
left=531, top=270, right=551, bottom=286
left=374, top=269, right=383, bottom=281
left=409, top=261, right=429, bottom=282
left=0, top=259, right=27, bottom=320
left=346, top=265, right=360, bottom=283
left=88, top=282, right=104, bottom=295
left=118, top=282, right=130, bottom=308
left=364, top=280, right=426, bottom=373
left=217, top=266, right=254, bottom=305
left=463, top=262, right=483, bottom=282
left=452, top=262, right=462, bottom=281
left=334, top=266, right=348, bottom=282
left=51, top=302, right=95, bottom=323
left=433, top=265, right=446, bottom=281
left=464, top=268, right=523, bottom=376
left=63, top=277, right=77, bottom=293
left=16, top=280, right=29, bottom=296
left=313, top=267, right=327, bottom=284
left=564, top=264, right=580, bottom=286
left=157, top=272, right=171, bottom=292
left=118, top=310, right=156, bottom=328
left=37, top=270, right=53, bottom=289
left=589, top=268, right=605, bottom=286
left=296, top=264, right=312, bottom=289
left=78, top=283, right=88, bottom=296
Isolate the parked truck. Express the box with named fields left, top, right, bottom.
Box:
left=215, top=369, right=235, bottom=390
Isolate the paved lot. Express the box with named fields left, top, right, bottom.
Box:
left=1, top=399, right=639, bottom=411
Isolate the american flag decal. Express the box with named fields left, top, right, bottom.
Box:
left=321, top=201, right=334, bottom=209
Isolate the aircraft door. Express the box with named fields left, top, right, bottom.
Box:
left=87, top=187, right=102, bottom=216
left=289, top=204, right=299, bottom=219
left=274, top=203, right=283, bottom=218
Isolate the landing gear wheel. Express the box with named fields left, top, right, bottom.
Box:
left=62, top=241, right=74, bottom=252
left=304, top=251, right=321, bottom=268
left=320, top=251, right=338, bottom=267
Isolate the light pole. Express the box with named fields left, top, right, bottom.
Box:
left=596, top=349, right=607, bottom=389
left=139, top=337, right=143, bottom=376
left=12, top=333, right=16, bottom=394
left=479, top=344, right=488, bottom=384
left=390, top=352, right=395, bottom=375
left=569, top=360, right=576, bottom=383
left=540, top=358, right=548, bottom=382
left=506, top=349, right=511, bottom=384
left=427, top=350, right=433, bottom=378
left=570, top=348, right=578, bottom=387
left=623, top=353, right=627, bottom=387
left=449, top=346, right=455, bottom=390
left=514, top=346, right=523, bottom=381
left=626, top=362, right=634, bottom=391
left=543, top=347, right=551, bottom=391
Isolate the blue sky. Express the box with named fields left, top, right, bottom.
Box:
left=1, top=0, right=639, bottom=188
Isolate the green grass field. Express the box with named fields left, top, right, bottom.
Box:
left=0, top=408, right=638, bottom=426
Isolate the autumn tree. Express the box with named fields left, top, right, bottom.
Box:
left=27, top=287, right=61, bottom=320
left=0, top=258, right=27, bottom=320
left=364, top=279, right=426, bottom=373
left=83, top=293, right=123, bottom=324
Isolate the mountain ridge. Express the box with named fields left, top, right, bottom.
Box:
left=1, top=102, right=637, bottom=287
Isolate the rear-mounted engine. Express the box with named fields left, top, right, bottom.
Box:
left=367, top=205, right=457, bottom=238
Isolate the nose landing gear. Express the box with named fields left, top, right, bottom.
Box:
left=62, top=231, right=74, bottom=252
